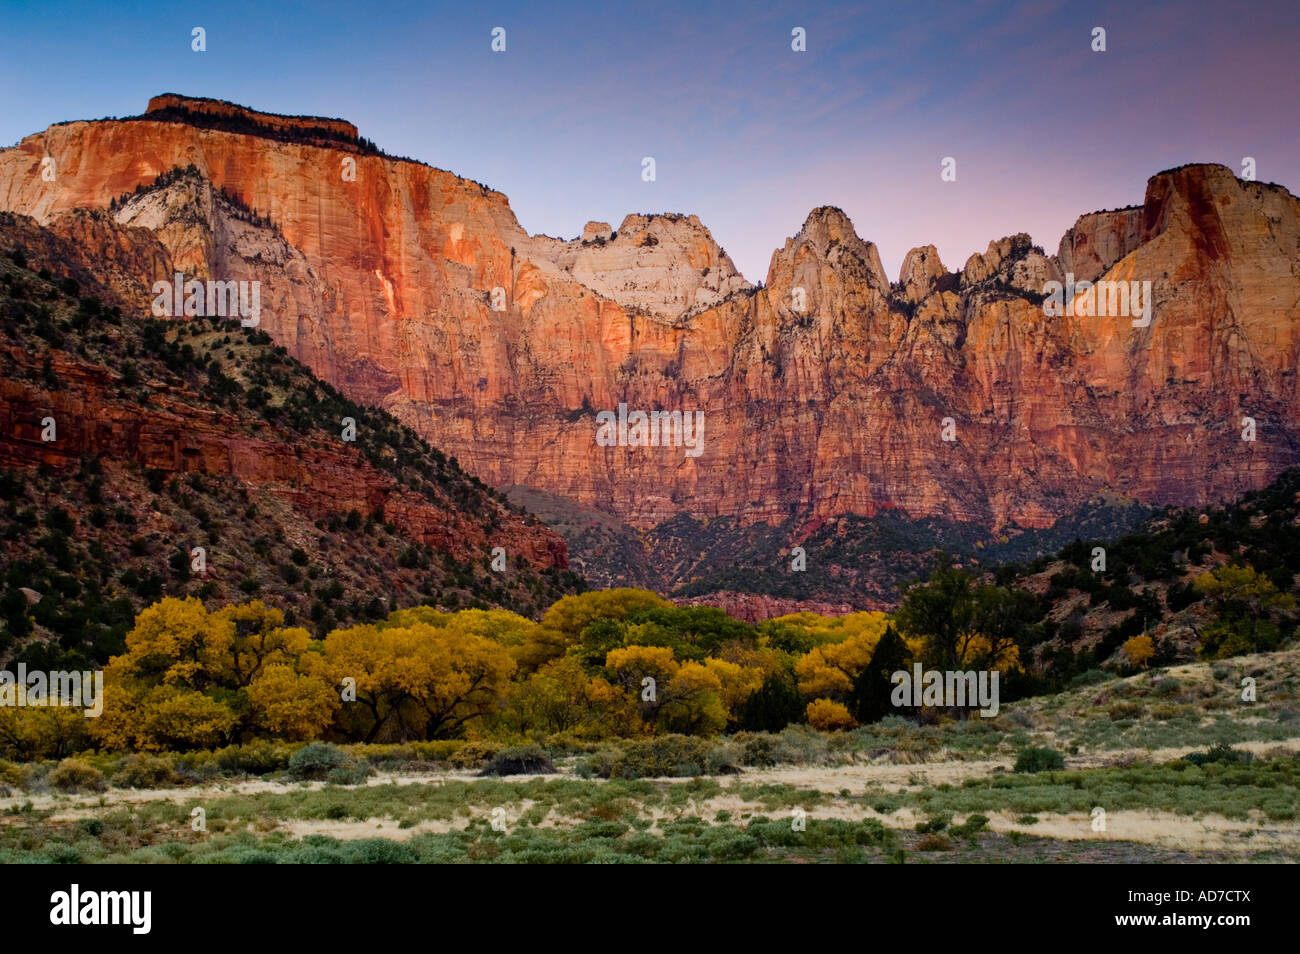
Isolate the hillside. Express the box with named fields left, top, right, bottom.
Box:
left=978, top=467, right=1300, bottom=686
left=520, top=488, right=1156, bottom=612
left=0, top=219, right=584, bottom=672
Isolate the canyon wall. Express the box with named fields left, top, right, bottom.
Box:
left=2, top=97, right=1297, bottom=535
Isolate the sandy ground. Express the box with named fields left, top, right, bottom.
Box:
left=275, top=800, right=1299, bottom=855
left=9, top=737, right=1299, bottom=856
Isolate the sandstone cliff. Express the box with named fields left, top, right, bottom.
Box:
left=2, top=97, right=1297, bottom=543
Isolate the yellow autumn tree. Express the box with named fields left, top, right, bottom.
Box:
left=605, top=644, right=680, bottom=691
left=1122, top=634, right=1155, bottom=669
left=113, top=595, right=233, bottom=690
left=211, top=601, right=311, bottom=686
left=795, top=612, right=890, bottom=698
left=246, top=664, right=339, bottom=740
left=603, top=646, right=731, bottom=735
left=806, top=698, right=856, bottom=731
left=444, top=608, right=542, bottom=648
left=0, top=703, right=94, bottom=760
left=90, top=597, right=246, bottom=750
left=92, top=684, right=239, bottom=751
left=497, top=656, right=641, bottom=739
left=658, top=661, right=729, bottom=735
left=527, top=589, right=673, bottom=666
left=309, top=621, right=516, bottom=742
left=702, top=658, right=765, bottom=714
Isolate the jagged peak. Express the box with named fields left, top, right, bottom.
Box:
left=765, top=205, right=888, bottom=293
left=899, top=244, right=944, bottom=279
left=896, top=245, right=947, bottom=303
left=803, top=204, right=850, bottom=223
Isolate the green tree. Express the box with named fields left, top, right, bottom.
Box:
left=1193, top=563, right=1295, bottom=659
left=737, top=673, right=805, bottom=732
left=849, top=625, right=911, bottom=724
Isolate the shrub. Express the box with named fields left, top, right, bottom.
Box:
left=347, top=838, right=416, bottom=864
left=326, top=762, right=371, bottom=786
left=915, top=813, right=951, bottom=833
left=915, top=833, right=953, bottom=851
left=951, top=813, right=989, bottom=838
left=582, top=735, right=737, bottom=779
left=0, top=759, right=22, bottom=789
left=112, top=754, right=179, bottom=789
left=731, top=727, right=831, bottom=768
left=213, top=740, right=296, bottom=775
left=447, top=741, right=503, bottom=769
left=1108, top=701, right=1142, bottom=721
left=288, top=742, right=352, bottom=781
left=1014, top=747, right=1065, bottom=774
left=1182, top=743, right=1253, bottom=767
left=49, top=758, right=106, bottom=793
left=1068, top=669, right=1114, bottom=688
left=806, top=698, right=856, bottom=731
left=479, top=745, right=556, bottom=777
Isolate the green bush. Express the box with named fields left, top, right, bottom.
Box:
left=915, top=813, right=951, bottom=833
left=950, top=813, right=989, bottom=838
left=326, top=762, right=371, bottom=786
left=1014, top=747, right=1066, bottom=774
left=49, top=758, right=106, bottom=793
left=1182, top=743, right=1254, bottom=767
left=112, top=753, right=179, bottom=789
left=212, top=740, right=297, bottom=775
left=288, top=743, right=352, bottom=781
left=581, top=735, right=737, bottom=779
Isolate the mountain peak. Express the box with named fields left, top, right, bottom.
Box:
left=768, top=205, right=888, bottom=291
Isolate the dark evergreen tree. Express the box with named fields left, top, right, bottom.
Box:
left=849, top=624, right=911, bottom=724
left=737, top=673, right=806, bottom=732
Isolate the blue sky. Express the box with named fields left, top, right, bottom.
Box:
left=2, top=0, right=1297, bottom=281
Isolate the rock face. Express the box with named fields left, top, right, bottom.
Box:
left=0, top=310, right=565, bottom=574
left=898, top=245, right=946, bottom=303
left=2, top=98, right=1298, bottom=537
left=546, top=212, right=751, bottom=319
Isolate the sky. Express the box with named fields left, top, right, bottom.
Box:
left=1, top=0, right=1298, bottom=283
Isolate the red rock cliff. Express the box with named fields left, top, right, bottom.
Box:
left=1, top=100, right=1296, bottom=533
